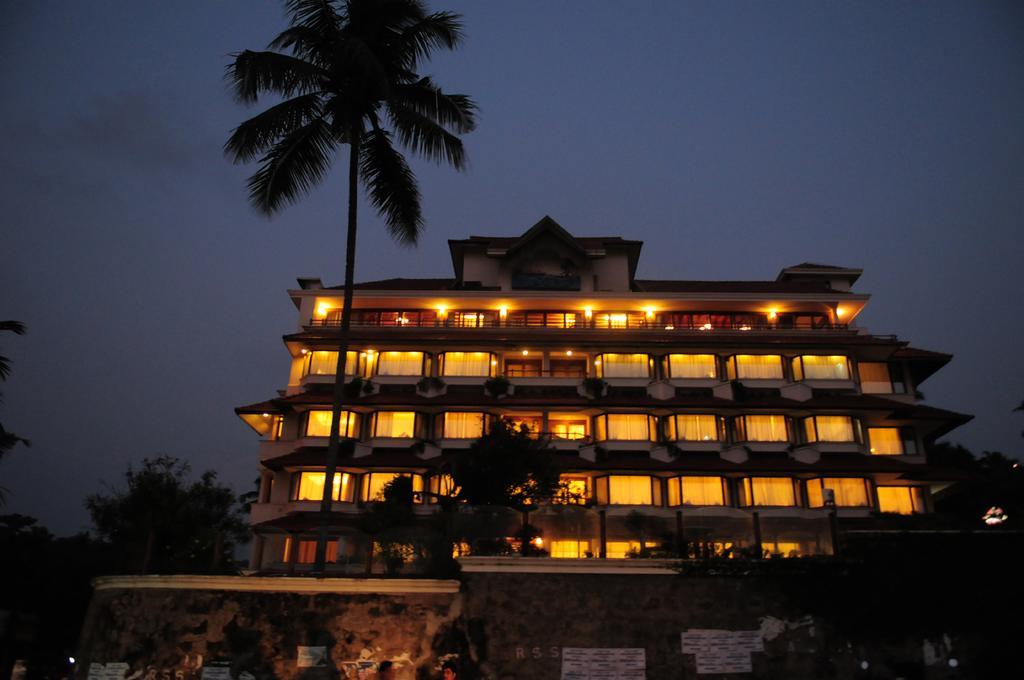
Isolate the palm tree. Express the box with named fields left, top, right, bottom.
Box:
left=1, top=320, right=29, bottom=505
left=225, top=0, right=476, bottom=572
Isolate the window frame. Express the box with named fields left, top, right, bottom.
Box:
left=733, top=415, right=791, bottom=443
left=726, top=354, right=785, bottom=380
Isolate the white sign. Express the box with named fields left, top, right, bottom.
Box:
left=297, top=647, right=328, bottom=668
left=681, top=629, right=764, bottom=674
left=560, top=648, right=645, bottom=679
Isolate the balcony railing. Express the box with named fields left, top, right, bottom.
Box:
left=308, top=316, right=851, bottom=333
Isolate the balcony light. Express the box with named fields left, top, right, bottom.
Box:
left=645, top=307, right=655, bottom=319
left=836, top=307, right=846, bottom=318
left=768, top=310, right=778, bottom=320
left=664, top=325, right=675, bottom=330
left=521, top=349, right=530, bottom=356
left=700, top=323, right=712, bottom=331
left=262, top=413, right=270, bottom=418
left=499, top=307, right=508, bottom=319
left=437, top=305, right=448, bottom=318
left=740, top=325, right=752, bottom=331
left=594, top=358, right=602, bottom=366
left=316, top=303, right=331, bottom=317
left=584, top=308, right=593, bottom=320
left=532, top=536, right=544, bottom=548
left=300, top=348, right=309, bottom=354
left=491, top=359, right=498, bottom=366
left=566, top=350, right=573, bottom=356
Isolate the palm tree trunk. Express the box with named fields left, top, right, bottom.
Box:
left=314, top=138, right=360, bottom=575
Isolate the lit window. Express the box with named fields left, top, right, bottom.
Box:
left=504, top=358, right=543, bottom=377
left=440, top=412, right=485, bottom=439
left=362, top=472, right=424, bottom=502
left=666, top=477, right=727, bottom=506
left=595, top=353, right=650, bottom=378
left=803, top=416, right=857, bottom=443
left=667, top=415, right=721, bottom=442
left=549, top=414, right=589, bottom=440
left=283, top=538, right=337, bottom=564
left=868, top=427, right=904, bottom=455
left=728, top=355, right=784, bottom=380
left=505, top=415, right=542, bottom=437
left=292, top=471, right=355, bottom=503
left=793, top=355, right=850, bottom=381
left=428, top=474, right=460, bottom=500
left=736, top=415, right=789, bottom=442
left=667, top=354, right=718, bottom=379
left=806, top=478, right=870, bottom=507
left=303, top=350, right=359, bottom=377
left=373, top=412, right=418, bottom=439
left=441, top=351, right=494, bottom=377
left=877, top=487, right=926, bottom=514
left=555, top=476, right=590, bottom=504
left=375, top=351, right=424, bottom=376
left=596, top=414, right=656, bottom=441
left=605, top=540, right=658, bottom=558
left=549, top=540, right=591, bottom=558
left=606, top=476, right=654, bottom=505
left=595, top=313, right=629, bottom=329
left=304, top=410, right=361, bottom=438
left=858, top=362, right=893, bottom=393
left=742, top=478, right=797, bottom=506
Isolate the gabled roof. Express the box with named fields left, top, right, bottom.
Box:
left=777, top=263, right=863, bottom=287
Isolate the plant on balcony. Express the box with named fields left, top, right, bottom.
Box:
left=484, top=375, right=511, bottom=397
left=581, top=377, right=607, bottom=399
left=416, top=376, right=446, bottom=394
left=342, top=376, right=374, bottom=399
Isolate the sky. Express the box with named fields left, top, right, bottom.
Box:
left=1, top=1, right=1022, bottom=535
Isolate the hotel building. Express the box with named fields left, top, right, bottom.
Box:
left=238, top=217, right=970, bottom=569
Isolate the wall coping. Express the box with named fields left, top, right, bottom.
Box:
left=91, top=575, right=461, bottom=594
left=457, top=556, right=678, bottom=575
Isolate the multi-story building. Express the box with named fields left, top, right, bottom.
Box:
left=238, top=217, right=970, bottom=570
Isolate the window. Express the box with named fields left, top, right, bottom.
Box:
left=292, top=471, right=355, bottom=503
left=440, top=412, right=486, bottom=439
left=550, top=540, right=591, bottom=558
left=593, top=312, right=629, bottom=329
left=555, top=476, right=590, bottom=504
left=375, top=351, right=425, bottom=376
left=448, top=311, right=497, bottom=328
left=440, top=351, right=494, bottom=377
left=595, top=414, right=657, bottom=441
left=304, top=410, right=361, bottom=438
left=283, top=538, right=337, bottom=564
left=666, top=476, right=727, bottom=506
left=549, top=413, right=589, bottom=440
left=803, top=416, right=858, bottom=443
left=666, top=415, right=722, bottom=442
left=877, top=487, right=926, bottom=514
left=606, top=541, right=659, bottom=558
left=728, top=355, right=784, bottom=380
left=806, top=478, right=870, bottom=507
left=504, top=358, right=542, bottom=377
left=793, top=355, right=850, bottom=381
left=741, top=478, right=798, bottom=506
left=549, top=358, right=588, bottom=377
left=602, top=475, right=656, bottom=505
left=362, top=472, right=424, bottom=502
left=667, top=354, right=718, bottom=379
left=867, top=427, right=910, bottom=455
left=595, top=353, right=650, bottom=378
left=303, top=350, right=359, bottom=377
left=504, top=415, right=542, bottom=437
left=735, top=415, right=789, bottom=442
left=428, top=474, right=459, bottom=500
left=372, top=411, right=418, bottom=439
left=858, top=362, right=906, bottom=394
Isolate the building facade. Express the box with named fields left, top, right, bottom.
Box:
left=238, top=217, right=970, bottom=570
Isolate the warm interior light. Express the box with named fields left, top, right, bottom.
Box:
left=437, top=305, right=448, bottom=317
left=594, top=358, right=602, bottom=366
left=584, top=307, right=593, bottom=319
left=664, top=325, right=675, bottom=331
left=522, top=349, right=529, bottom=356
left=499, top=306, right=508, bottom=318
left=491, top=359, right=498, bottom=366
left=300, top=348, right=309, bottom=354
left=768, top=309, right=778, bottom=320
left=532, top=536, right=544, bottom=548
left=316, top=303, right=330, bottom=317
left=700, top=323, right=712, bottom=331
left=566, top=350, right=573, bottom=356
left=645, top=307, right=655, bottom=319
left=740, top=325, right=752, bottom=331
left=366, top=349, right=376, bottom=354
left=262, top=413, right=270, bottom=418
left=836, top=306, right=845, bottom=318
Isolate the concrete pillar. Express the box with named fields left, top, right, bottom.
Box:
left=752, top=511, right=763, bottom=559
left=598, top=509, right=607, bottom=559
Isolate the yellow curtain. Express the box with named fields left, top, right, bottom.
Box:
left=734, top=355, right=783, bottom=379
left=668, top=354, right=717, bottom=379
left=743, top=415, right=789, bottom=442
left=305, top=350, right=358, bottom=376
left=681, top=477, right=726, bottom=505
left=858, top=362, right=892, bottom=393
left=607, top=476, right=653, bottom=504
left=442, top=351, right=492, bottom=376
left=813, top=416, right=855, bottom=442
left=601, top=353, right=649, bottom=378
left=606, top=414, right=651, bottom=440
left=868, top=428, right=903, bottom=455
left=549, top=415, right=588, bottom=440
left=750, top=478, right=796, bottom=506
left=596, top=313, right=628, bottom=329
left=376, top=351, right=424, bottom=376
left=877, top=487, right=922, bottom=514
left=808, top=478, right=869, bottom=507
left=295, top=472, right=352, bottom=502
left=550, top=540, right=590, bottom=558
left=800, top=355, right=850, bottom=380
left=285, top=539, right=337, bottom=564
left=674, top=415, right=719, bottom=441
left=374, top=412, right=417, bottom=438
left=365, top=473, right=424, bottom=501
left=443, top=412, right=484, bottom=438
left=430, top=474, right=459, bottom=498
left=556, top=477, right=589, bottom=504
left=305, top=410, right=357, bottom=437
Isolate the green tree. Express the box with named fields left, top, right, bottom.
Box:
left=225, top=0, right=476, bottom=573
left=85, top=456, right=249, bottom=573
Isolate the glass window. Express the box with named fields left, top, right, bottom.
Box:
left=667, top=354, right=718, bottom=379
left=667, top=476, right=727, bottom=506
left=877, top=487, right=926, bottom=514
left=795, top=355, right=850, bottom=381
left=428, top=474, right=459, bottom=500
left=549, top=414, right=589, bottom=440
left=667, top=415, right=721, bottom=442
left=743, top=478, right=797, bottom=506
left=606, top=540, right=659, bottom=558
left=441, top=351, right=494, bottom=377
left=549, top=540, right=591, bottom=559
left=594, top=313, right=628, bottom=329
left=440, top=412, right=486, bottom=439
left=736, top=415, right=789, bottom=442
left=283, top=538, right=337, bottom=564
left=304, top=410, right=360, bottom=438
left=598, top=414, right=655, bottom=441
left=303, top=350, right=359, bottom=377
left=373, top=412, right=418, bottom=439
left=549, top=358, right=587, bottom=377
left=729, top=355, right=784, bottom=380
left=504, top=358, right=542, bottom=377
left=806, top=478, right=870, bottom=507
left=363, top=472, right=424, bottom=502
left=292, top=471, right=355, bottom=503
left=607, top=476, right=654, bottom=505
left=375, top=351, right=424, bottom=376
left=555, top=476, right=590, bottom=504
left=868, top=427, right=903, bottom=455
left=803, top=416, right=857, bottom=443
left=596, top=353, right=650, bottom=378
left=505, top=415, right=542, bottom=437
left=858, top=362, right=893, bottom=393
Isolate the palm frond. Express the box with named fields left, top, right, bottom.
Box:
left=268, top=25, right=334, bottom=63
left=0, top=321, right=26, bottom=335
left=285, top=0, right=345, bottom=34
left=225, top=93, right=325, bottom=163
left=0, top=357, right=11, bottom=382
left=394, top=11, right=464, bottom=68
left=247, top=119, right=337, bottom=215
left=387, top=102, right=467, bottom=169
left=0, top=424, right=31, bottom=458
left=226, top=50, right=326, bottom=104
left=392, top=78, right=477, bottom=133
left=359, top=129, right=422, bottom=245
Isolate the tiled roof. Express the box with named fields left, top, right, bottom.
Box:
left=632, top=279, right=842, bottom=294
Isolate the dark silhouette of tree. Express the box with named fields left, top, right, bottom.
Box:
left=225, top=0, right=476, bottom=573
left=931, top=442, right=1023, bottom=527
left=0, top=320, right=29, bottom=505
left=84, top=456, right=249, bottom=573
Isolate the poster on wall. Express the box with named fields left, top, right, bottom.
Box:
left=681, top=629, right=764, bottom=674
left=560, top=647, right=646, bottom=679
left=297, top=647, right=328, bottom=668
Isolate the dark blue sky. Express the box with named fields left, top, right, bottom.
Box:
left=1, top=1, right=1021, bottom=535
